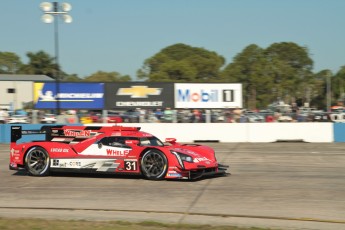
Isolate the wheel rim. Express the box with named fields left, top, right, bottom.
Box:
left=26, top=148, right=49, bottom=175
left=142, top=151, right=166, bottom=178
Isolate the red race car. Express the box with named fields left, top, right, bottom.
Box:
left=9, top=125, right=228, bottom=180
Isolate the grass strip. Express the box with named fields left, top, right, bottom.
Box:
left=0, top=218, right=278, bottom=230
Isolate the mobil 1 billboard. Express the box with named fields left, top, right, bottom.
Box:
left=33, top=82, right=104, bottom=109
left=105, top=82, right=174, bottom=109
left=175, top=83, right=243, bottom=109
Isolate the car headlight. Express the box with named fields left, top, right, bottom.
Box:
left=170, top=151, right=193, bottom=169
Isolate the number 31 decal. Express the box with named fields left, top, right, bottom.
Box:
left=125, top=161, right=137, bottom=171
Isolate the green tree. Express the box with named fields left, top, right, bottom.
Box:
left=331, top=66, right=345, bottom=106
left=309, top=69, right=332, bottom=110
left=0, top=51, right=23, bottom=73
left=264, top=42, right=314, bottom=106
left=222, top=44, right=274, bottom=109
left=63, top=73, right=82, bottom=82
left=222, top=42, right=314, bottom=109
left=137, top=43, right=225, bottom=82
left=20, top=50, right=57, bottom=78
left=84, top=71, right=131, bottom=82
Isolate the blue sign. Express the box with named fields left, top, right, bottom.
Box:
left=34, top=83, right=104, bottom=109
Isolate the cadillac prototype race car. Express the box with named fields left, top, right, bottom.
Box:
left=9, top=125, right=228, bottom=180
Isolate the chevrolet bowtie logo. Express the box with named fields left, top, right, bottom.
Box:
left=117, top=86, right=162, bottom=98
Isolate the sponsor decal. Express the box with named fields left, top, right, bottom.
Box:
left=115, top=101, right=163, bottom=107
left=10, top=148, right=20, bottom=158
left=111, top=132, right=122, bottom=136
left=59, top=162, right=67, bottom=168
left=168, top=173, right=182, bottom=177
left=39, top=92, right=103, bottom=101
left=175, top=83, right=242, bottom=109
left=50, top=148, right=69, bottom=153
left=106, top=83, right=174, bottom=109
left=106, top=149, right=130, bottom=156
left=193, top=157, right=209, bottom=163
left=34, top=83, right=104, bottom=109
left=52, top=159, right=59, bottom=166
left=117, top=86, right=162, bottom=98
left=178, top=89, right=219, bottom=102
left=115, top=85, right=164, bottom=107
left=68, top=161, right=81, bottom=167
left=167, top=170, right=182, bottom=177
left=142, top=133, right=152, bottom=137
left=124, top=159, right=137, bottom=161
left=64, top=130, right=91, bottom=137
left=52, top=160, right=81, bottom=168
left=177, top=89, right=235, bottom=103
left=51, top=159, right=120, bottom=171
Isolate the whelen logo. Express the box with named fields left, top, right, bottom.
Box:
left=64, top=130, right=91, bottom=137
left=117, top=86, right=162, bottom=98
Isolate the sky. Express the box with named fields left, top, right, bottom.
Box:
left=1, top=0, right=345, bottom=80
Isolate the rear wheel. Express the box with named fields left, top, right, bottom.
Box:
left=25, top=147, right=50, bottom=176
left=140, top=150, right=168, bottom=180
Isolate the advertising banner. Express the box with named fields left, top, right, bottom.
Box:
left=105, top=82, right=174, bottom=109
left=175, top=83, right=242, bottom=109
left=34, top=82, right=104, bottom=109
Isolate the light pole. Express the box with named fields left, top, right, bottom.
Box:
left=326, top=70, right=332, bottom=112
left=40, top=2, right=72, bottom=115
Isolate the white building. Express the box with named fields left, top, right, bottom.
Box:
left=0, top=74, right=54, bottom=110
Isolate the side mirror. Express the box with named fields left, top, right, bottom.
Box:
left=125, top=140, right=139, bottom=146
left=165, top=138, right=176, bottom=144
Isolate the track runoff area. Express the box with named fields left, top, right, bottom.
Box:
left=0, top=142, right=345, bottom=230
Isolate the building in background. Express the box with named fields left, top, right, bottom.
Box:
left=0, top=74, right=54, bottom=110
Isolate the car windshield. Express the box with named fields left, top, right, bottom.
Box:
left=139, top=136, right=164, bottom=146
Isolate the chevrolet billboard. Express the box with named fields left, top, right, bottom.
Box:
left=105, top=83, right=174, bottom=109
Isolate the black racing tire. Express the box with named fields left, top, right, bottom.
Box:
left=25, top=147, right=50, bottom=176
left=140, top=149, right=168, bottom=180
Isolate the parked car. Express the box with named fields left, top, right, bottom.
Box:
left=87, top=112, right=103, bottom=123
left=120, top=110, right=140, bottom=123
left=80, top=116, right=93, bottom=124
left=277, top=113, right=293, bottom=122
left=107, top=112, right=123, bottom=123
left=246, top=113, right=265, bottom=122
left=312, top=112, right=331, bottom=122
left=7, top=115, right=29, bottom=124
left=329, top=113, right=345, bottom=123
left=40, top=114, right=57, bottom=124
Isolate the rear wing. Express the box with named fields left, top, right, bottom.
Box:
left=10, top=125, right=62, bottom=143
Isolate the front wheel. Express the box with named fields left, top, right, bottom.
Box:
left=25, top=147, right=50, bottom=176
left=140, top=150, right=168, bottom=180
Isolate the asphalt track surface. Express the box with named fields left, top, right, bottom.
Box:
left=0, top=143, right=345, bottom=230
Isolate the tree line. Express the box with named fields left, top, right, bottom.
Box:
left=1, top=42, right=344, bottom=110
